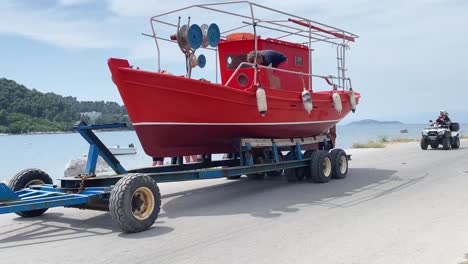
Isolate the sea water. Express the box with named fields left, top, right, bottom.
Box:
left=0, top=123, right=466, bottom=182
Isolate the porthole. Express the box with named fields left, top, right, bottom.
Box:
left=237, top=73, right=249, bottom=87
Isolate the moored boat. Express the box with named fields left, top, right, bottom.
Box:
left=108, top=145, right=137, bottom=155
left=108, top=2, right=361, bottom=157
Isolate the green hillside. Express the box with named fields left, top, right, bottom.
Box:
left=0, top=78, right=131, bottom=134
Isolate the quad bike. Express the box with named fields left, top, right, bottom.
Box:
left=420, top=121, right=460, bottom=150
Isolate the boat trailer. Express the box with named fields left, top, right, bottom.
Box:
left=0, top=122, right=350, bottom=233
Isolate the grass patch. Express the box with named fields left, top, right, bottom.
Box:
left=387, top=137, right=418, bottom=143
left=461, top=135, right=468, bottom=139
left=379, top=135, right=389, bottom=143
left=351, top=137, right=418, bottom=149
left=352, top=140, right=386, bottom=148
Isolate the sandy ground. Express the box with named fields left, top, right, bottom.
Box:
left=1, top=141, right=468, bottom=264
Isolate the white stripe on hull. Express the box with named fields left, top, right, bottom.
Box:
left=133, top=120, right=341, bottom=126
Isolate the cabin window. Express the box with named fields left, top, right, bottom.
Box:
left=294, top=56, right=303, bottom=66
left=225, top=54, right=250, bottom=70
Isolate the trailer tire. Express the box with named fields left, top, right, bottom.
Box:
left=329, top=148, right=348, bottom=179
left=307, top=151, right=332, bottom=183
left=284, top=166, right=298, bottom=183
left=109, top=174, right=161, bottom=233
left=8, top=168, right=53, bottom=217
left=265, top=151, right=283, bottom=177
left=223, top=153, right=241, bottom=179
left=246, top=154, right=265, bottom=180
left=284, top=152, right=304, bottom=182
left=302, top=150, right=316, bottom=179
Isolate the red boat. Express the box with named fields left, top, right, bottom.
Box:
left=108, top=2, right=360, bottom=158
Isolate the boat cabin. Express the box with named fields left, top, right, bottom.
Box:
left=218, top=35, right=310, bottom=91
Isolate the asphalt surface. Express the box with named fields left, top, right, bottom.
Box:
left=1, top=141, right=468, bottom=264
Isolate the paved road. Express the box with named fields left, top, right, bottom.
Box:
left=1, top=141, right=468, bottom=264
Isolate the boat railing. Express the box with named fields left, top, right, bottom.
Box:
left=224, top=62, right=352, bottom=91
left=148, top=2, right=357, bottom=46
left=143, top=1, right=358, bottom=89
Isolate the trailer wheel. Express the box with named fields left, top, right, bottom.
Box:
left=265, top=151, right=283, bottom=177
left=284, top=152, right=304, bottom=182
left=109, top=174, right=161, bottom=233
left=329, top=149, right=348, bottom=179
left=302, top=150, right=316, bottom=179
left=284, top=166, right=297, bottom=183
left=307, top=151, right=332, bottom=183
left=223, top=153, right=242, bottom=179
left=8, top=168, right=53, bottom=217
left=246, top=153, right=265, bottom=180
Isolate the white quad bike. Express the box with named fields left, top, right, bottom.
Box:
left=420, top=121, right=460, bottom=150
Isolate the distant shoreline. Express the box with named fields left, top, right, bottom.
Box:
left=346, top=119, right=404, bottom=126
left=0, top=129, right=134, bottom=136
left=0, top=131, right=74, bottom=136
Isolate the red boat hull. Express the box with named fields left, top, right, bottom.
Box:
left=108, top=58, right=360, bottom=157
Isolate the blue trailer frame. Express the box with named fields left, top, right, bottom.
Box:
left=0, top=122, right=341, bottom=229
left=0, top=184, right=109, bottom=214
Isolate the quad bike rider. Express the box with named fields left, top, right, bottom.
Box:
left=421, top=110, right=460, bottom=150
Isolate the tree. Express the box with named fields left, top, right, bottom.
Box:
left=0, top=78, right=130, bottom=134
left=0, top=109, right=7, bottom=125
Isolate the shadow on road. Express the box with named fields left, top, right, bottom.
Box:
left=0, top=212, right=111, bottom=249
left=161, top=167, right=425, bottom=219
left=0, top=212, right=174, bottom=249
left=0, top=167, right=426, bottom=247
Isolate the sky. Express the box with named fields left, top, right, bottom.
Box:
left=0, top=0, right=467, bottom=124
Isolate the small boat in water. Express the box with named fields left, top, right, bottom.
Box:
left=400, top=129, right=409, bottom=133
left=108, top=144, right=137, bottom=155
left=108, top=2, right=361, bottom=157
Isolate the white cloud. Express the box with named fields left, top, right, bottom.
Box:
left=0, top=1, right=121, bottom=49
left=108, top=0, right=195, bottom=17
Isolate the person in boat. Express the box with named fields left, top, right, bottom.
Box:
left=128, top=143, right=134, bottom=148
left=328, top=125, right=337, bottom=148
left=247, top=50, right=287, bottom=89
left=247, top=50, right=287, bottom=68
left=184, top=155, right=200, bottom=163
left=434, top=110, right=450, bottom=126
left=152, top=157, right=164, bottom=166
